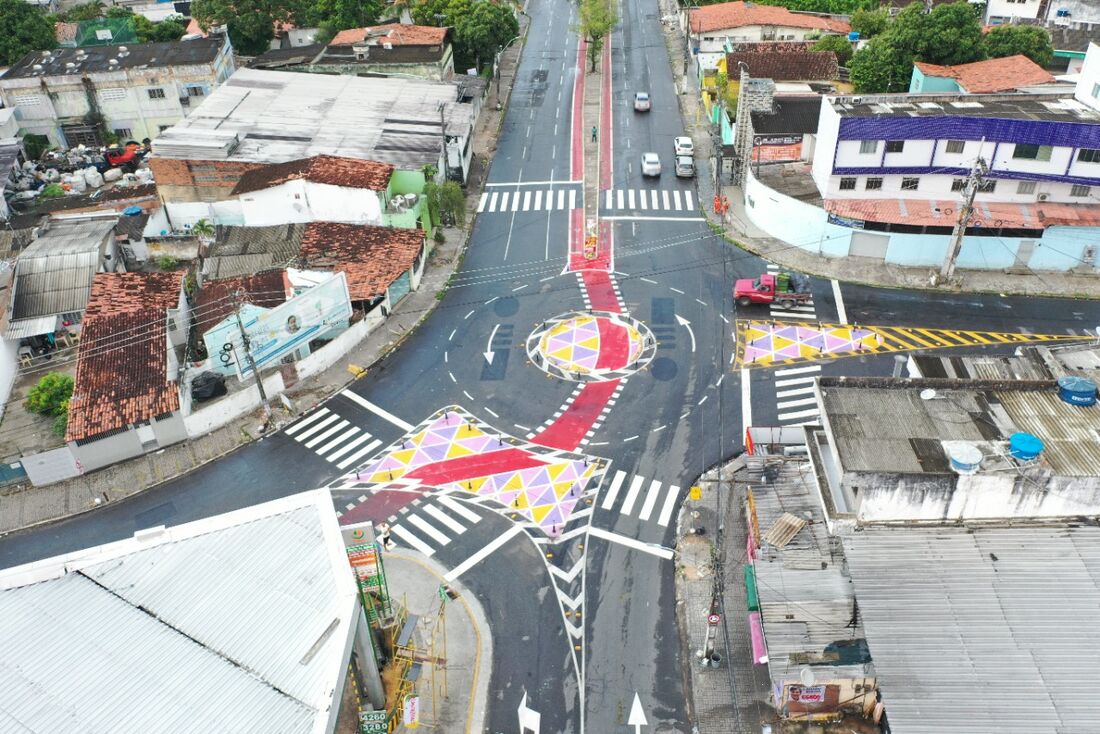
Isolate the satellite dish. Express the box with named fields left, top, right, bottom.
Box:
left=920, top=388, right=937, bottom=400
left=800, top=667, right=817, bottom=687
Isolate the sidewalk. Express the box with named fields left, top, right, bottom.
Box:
left=381, top=549, right=492, bottom=733
left=676, top=459, right=773, bottom=734
left=0, top=30, right=532, bottom=537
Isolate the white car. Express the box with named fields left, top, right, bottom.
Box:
left=641, top=153, right=661, bottom=177
left=634, top=92, right=651, bottom=112
left=674, top=136, right=694, bottom=157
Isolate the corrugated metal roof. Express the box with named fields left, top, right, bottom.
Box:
left=0, top=492, right=354, bottom=734
left=3, top=314, right=58, bottom=339
left=997, top=390, right=1100, bottom=476
left=843, top=523, right=1100, bottom=734
left=748, top=459, right=871, bottom=681
left=11, top=218, right=115, bottom=320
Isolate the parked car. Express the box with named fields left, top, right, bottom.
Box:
left=634, top=92, right=651, bottom=112
left=641, top=152, right=661, bottom=177
left=675, top=156, right=695, bottom=178
left=674, top=136, right=694, bottom=157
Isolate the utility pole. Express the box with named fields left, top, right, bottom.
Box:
left=939, top=155, right=988, bottom=282
left=234, top=289, right=270, bottom=421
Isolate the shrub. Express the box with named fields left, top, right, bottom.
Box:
left=25, top=373, right=73, bottom=417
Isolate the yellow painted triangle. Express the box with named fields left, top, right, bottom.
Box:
left=549, top=346, right=574, bottom=360
left=531, top=504, right=552, bottom=523
left=446, top=442, right=475, bottom=459
left=464, top=476, right=487, bottom=494
left=553, top=480, right=575, bottom=499
left=578, top=337, right=600, bottom=350
left=513, top=491, right=529, bottom=510
left=546, top=463, right=567, bottom=481
left=391, top=449, right=417, bottom=465
left=500, top=473, right=524, bottom=492
left=367, top=468, right=403, bottom=483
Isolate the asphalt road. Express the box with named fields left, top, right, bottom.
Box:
left=4, top=0, right=1100, bottom=731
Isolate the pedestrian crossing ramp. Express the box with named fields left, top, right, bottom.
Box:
left=597, top=470, right=682, bottom=528
left=284, top=404, right=384, bottom=470
left=477, top=187, right=581, bottom=214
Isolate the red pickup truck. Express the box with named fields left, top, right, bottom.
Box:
left=734, top=272, right=812, bottom=309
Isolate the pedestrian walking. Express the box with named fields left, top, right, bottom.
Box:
left=376, top=521, right=394, bottom=551
left=591, top=126, right=597, bottom=142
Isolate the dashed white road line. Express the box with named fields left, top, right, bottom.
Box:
left=741, top=368, right=752, bottom=434
left=832, top=279, right=848, bottom=324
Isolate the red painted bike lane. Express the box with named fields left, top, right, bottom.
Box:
left=531, top=379, right=619, bottom=451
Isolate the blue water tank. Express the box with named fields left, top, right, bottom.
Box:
left=1009, top=432, right=1044, bottom=461
left=1057, top=375, right=1098, bottom=407
left=847, top=31, right=860, bottom=42
left=122, top=205, right=143, bottom=216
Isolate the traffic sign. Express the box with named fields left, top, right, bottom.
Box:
left=707, top=613, right=721, bottom=626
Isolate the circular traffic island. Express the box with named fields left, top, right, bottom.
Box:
left=526, top=311, right=656, bottom=382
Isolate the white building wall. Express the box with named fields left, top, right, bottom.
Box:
left=166, top=200, right=245, bottom=230
left=0, top=339, right=19, bottom=422
left=985, top=0, right=1042, bottom=23
left=238, top=181, right=385, bottom=226
left=1074, top=43, right=1100, bottom=110
left=823, top=172, right=1100, bottom=203
left=810, top=98, right=841, bottom=194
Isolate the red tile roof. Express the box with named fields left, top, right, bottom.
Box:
left=826, top=197, right=1100, bottom=229
left=914, top=55, right=1056, bottom=94
left=331, top=23, right=449, bottom=47
left=231, top=155, right=395, bottom=196
left=66, top=272, right=184, bottom=442
left=727, top=49, right=838, bottom=81
left=689, top=2, right=849, bottom=35
left=195, top=270, right=289, bottom=329
left=299, top=222, right=425, bottom=301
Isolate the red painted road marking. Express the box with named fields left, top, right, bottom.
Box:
left=582, top=270, right=620, bottom=313
left=569, top=42, right=614, bottom=273
left=407, top=447, right=548, bottom=485
left=594, top=317, right=630, bottom=370
left=599, top=40, right=613, bottom=191
left=532, top=380, right=620, bottom=451
left=338, top=484, right=429, bottom=526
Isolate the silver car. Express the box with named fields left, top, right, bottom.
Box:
left=641, top=153, right=661, bottom=177
left=675, top=155, right=695, bottom=178
left=634, top=92, right=651, bottom=112
left=674, top=136, right=694, bottom=157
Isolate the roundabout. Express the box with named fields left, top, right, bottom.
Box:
left=526, top=310, right=656, bottom=382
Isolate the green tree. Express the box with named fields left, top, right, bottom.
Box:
left=191, top=0, right=306, bottom=55
left=849, top=37, right=913, bottom=92
left=579, top=0, right=616, bottom=72
left=412, top=0, right=516, bottom=73
left=982, top=24, right=1054, bottom=67
left=439, top=180, right=465, bottom=225
left=105, top=5, right=133, bottom=18
left=62, top=1, right=105, bottom=21
left=25, top=373, right=74, bottom=418
left=849, top=2, right=984, bottom=92
left=850, top=6, right=888, bottom=38
left=0, top=0, right=57, bottom=66
left=811, top=33, right=854, bottom=66
left=130, top=14, right=187, bottom=43
left=311, top=0, right=382, bottom=33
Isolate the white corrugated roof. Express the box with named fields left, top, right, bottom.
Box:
left=0, top=490, right=357, bottom=734
left=843, top=523, right=1100, bottom=734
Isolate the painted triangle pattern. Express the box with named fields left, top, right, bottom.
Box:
left=741, top=322, right=878, bottom=366
left=539, top=314, right=644, bottom=375
left=352, top=407, right=602, bottom=536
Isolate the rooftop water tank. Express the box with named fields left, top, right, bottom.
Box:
left=1009, top=432, right=1044, bottom=461
left=123, top=205, right=143, bottom=217
left=946, top=442, right=983, bottom=475
left=847, top=31, right=860, bottom=42
left=1057, top=375, right=1097, bottom=407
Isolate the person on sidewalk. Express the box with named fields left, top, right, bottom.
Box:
left=376, top=522, right=394, bottom=551
left=591, top=126, right=597, bottom=143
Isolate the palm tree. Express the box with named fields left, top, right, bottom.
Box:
left=191, top=218, right=215, bottom=244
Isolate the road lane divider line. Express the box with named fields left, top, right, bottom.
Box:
left=444, top=525, right=523, bottom=581
left=341, top=391, right=414, bottom=431
left=588, top=526, right=674, bottom=560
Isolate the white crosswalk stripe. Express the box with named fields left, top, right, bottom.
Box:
left=385, top=496, right=487, bottom=557
left=601, top=189, right=700, bottom=214
left=284, top=407, right=384, bottom=468
left=770, top=365, right=822, bottom=425
left=600, top=471, right=682, bottom=528
left=475, top=187, right=583, bottom=214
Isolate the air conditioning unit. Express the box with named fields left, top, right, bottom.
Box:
left=851, top=96, right=862, bottom=104
left=1038, top=193, right=1049, bottom=201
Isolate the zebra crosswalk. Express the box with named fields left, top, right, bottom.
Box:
left=386, top=494, right=485, bottom=557
left=602, top=188, right=695, bottom=213
left=284, top=405, right=383, bottom=469
left=765, top=262, right=817, bottom=320
left=598, top=470, right=682, bottom=527
left=477, top=188, right=581, bottom=214
left=772, top=364, right=822, bottom=424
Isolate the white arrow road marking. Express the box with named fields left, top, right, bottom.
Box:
left=556, top=586, right=583, bottom=610
left=484, top=323, right=500, bottom=365
left=549, top=555, right=585, bottom=584
left=563, top=616, right=583, bottom=639
left=518, top=692, right=541, bottom=734
left=628, top=692, right=648, bottom=732
left=675, top=314, right=696, bottom=353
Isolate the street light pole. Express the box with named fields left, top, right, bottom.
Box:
left=234, top=290, right=270, bottom=422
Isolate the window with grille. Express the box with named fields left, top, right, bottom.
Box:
left=901, top=177, right=919, bottom=191
left=98, top=88, right=126, bottom=101
left=1078, top=148, right=1100, bottom=163
left=147, top=88, right=166, bottom=99
left=1013, top=144, right=1052, bottom=161
left=944, top=140, right=965, bottom=154
left=839, top=177, right=857, bottom=190
left=865, top=177, right=883, bottom=190
left=1070, top=184, right=1091, bottom=197
left=113, top=128, right=132, bottom=139
left=885, top=140, right=905, bottom=153
left=978, top=180, right=996, bottom=193
left=186, top=86, right=206, bottom=97
left=859, top=140, right=877, bottom=154
left=951, top=179, right=966, bottom=192
left=1016, top=181, right=1036, bottom=195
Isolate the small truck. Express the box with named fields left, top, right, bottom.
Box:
left=733, top=272, right=812, bottom=309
